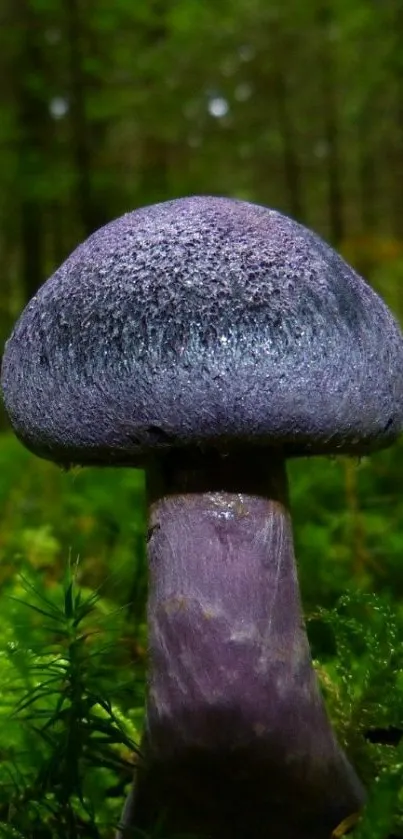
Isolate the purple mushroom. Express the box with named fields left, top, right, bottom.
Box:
left=2, top=197, right=403, bottom=839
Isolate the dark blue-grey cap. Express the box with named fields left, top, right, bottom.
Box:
left=2, top=196, right=403, bottom=467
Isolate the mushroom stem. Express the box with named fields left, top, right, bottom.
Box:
left=121, top=450, right=364, bottom=839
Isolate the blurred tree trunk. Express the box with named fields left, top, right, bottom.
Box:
left=15, top=0, right=48, bottom=302
left=270, top=16, right=304, bottom=221
left=136, top=1, right=171, bottom=206
left=357, top=101, right=377, bottom=234
left=64, top=0, right=102, bottom=237
left=138, top=136, right=169, bottom=206
left=273, top=65, right=304, bottom=222
left=253, top=18, right=305, bottom=221
left=316, top=0, right=344, bottom=245
left=392, top=0, right=403, bottom=238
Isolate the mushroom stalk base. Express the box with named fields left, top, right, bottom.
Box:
left=119, top=451, right=364, bottom=838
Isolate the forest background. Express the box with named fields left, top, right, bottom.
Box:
left=0, top=0, right=403, bottom=837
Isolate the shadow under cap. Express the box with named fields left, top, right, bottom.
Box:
left=2, top=195, right=403, bottom=466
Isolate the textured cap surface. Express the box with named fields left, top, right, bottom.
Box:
left=2, top=196, right=403, bottom=466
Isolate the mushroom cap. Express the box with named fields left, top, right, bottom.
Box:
left=2, top=196, right=403, bottom=467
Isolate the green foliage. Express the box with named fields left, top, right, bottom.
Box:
left=311, top=590, right=403, bottom=838
left=0, top=429, right=403, bottom=836
left=0, top=565, right=145, bottom=837
left=0, top=434, right=147, bottom=619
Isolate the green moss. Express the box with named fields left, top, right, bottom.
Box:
left=0, top=433, right=403, bottom=836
